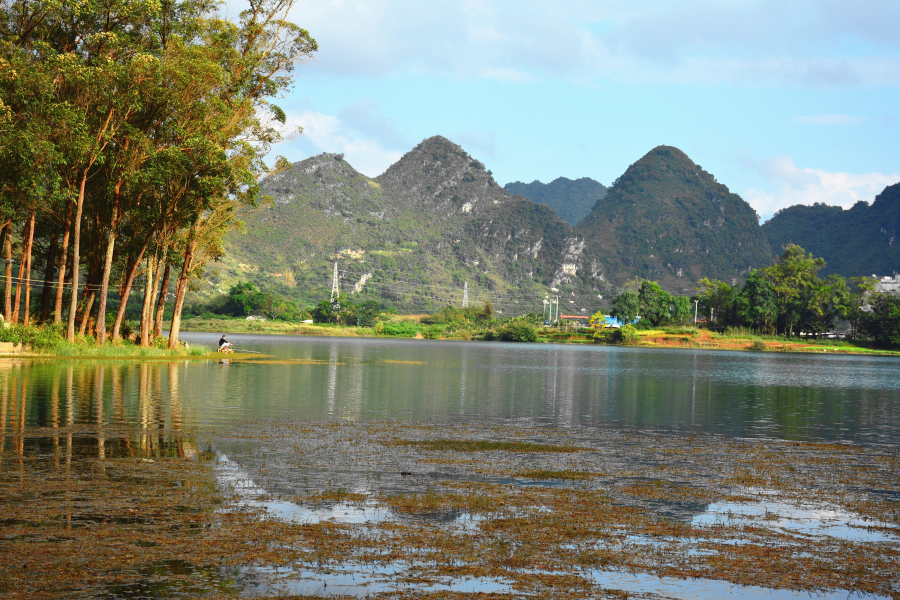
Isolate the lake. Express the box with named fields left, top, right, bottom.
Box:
left=6, top=332, right=899, bottom=444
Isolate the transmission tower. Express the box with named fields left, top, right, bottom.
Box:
left=330, top=262, right=340, bottom=303
left=462, top=281, right=469, bottom=308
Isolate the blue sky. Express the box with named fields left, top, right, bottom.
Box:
left=258, top=0, right=899, bottom=222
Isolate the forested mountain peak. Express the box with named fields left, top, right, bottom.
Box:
left=575, top=145, right=772, bottom=290
left=503, top=177, right=607, bottom=226
left=762, top=182, right=900, bottom=277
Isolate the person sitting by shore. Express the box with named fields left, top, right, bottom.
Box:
left=218, top=335, right=233, bottom=352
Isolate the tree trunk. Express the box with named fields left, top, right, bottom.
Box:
left=2, top=221, right=11, bottom=323
left=53, top=202, right=73, bottom=324
left=168, top=225, right=195, bottom=349
left=12, top=217, right=31, bottom=324
left=146, top=251, right=165, bottom=343
left=95, top=206, right=118, bottom=345
left=39, top=230, right=59, bottom=322
left=78, top=291, right=96, bottom=337
left=66, top=171, right=88, bottom=341
left=154, top=260, right=170, bottom=339
left=139, top=255, right=156, bottom=347
left=21, top=212, right=36, bottom=327
left=111, top=235, right=153, bottom=343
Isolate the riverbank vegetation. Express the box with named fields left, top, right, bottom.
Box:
left=0, top=0, right=316, bottom=350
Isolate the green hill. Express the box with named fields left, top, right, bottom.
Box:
left=213, top=137, right=604, bottom=314
left=575, top=146, right=773, bottom=292
left=504, top=177, right=607, bottom=226
left=761, top=183, right=900, bottom=277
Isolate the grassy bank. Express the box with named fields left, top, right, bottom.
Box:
left=180, top=315, right=900, bottom=356
left=0, top=322, right=210, bottom=359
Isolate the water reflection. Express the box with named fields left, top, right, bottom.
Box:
left=1, top=335, right=899, bottom=443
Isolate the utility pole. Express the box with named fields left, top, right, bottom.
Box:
left=694, top=299, right=698, bottom=323
left=462, top=281, right=469, bottom=308
left=555, top=295, right=559, bottom=325
left=330, top=262, right=339, bottom=303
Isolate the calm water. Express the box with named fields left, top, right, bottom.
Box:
left=3, top=332, right=899, bottom=444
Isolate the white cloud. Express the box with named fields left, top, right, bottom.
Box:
left=286, top=0, right=899, bottom=87
left=794, top=114, right=866, bottom=125
left=272, top=107, right=403, bottom=177
left=744, top=155, right=899, bottom=221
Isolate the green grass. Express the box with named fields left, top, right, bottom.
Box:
left=49, top=343, right=209, bottom=358
left=392, top=439, right=587, bottom=453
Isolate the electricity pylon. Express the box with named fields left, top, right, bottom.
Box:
left=330, top=262, right=339, bottom=303
left=462, top=282, right=469, bottom=308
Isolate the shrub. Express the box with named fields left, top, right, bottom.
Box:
left=379, top=320, right=421, bottom=337
left=422, top=324, right=445, bottom=339
left=498, top=321, right=538, bottom=342
left=0, top=323, right=65, bottom=350
left=611, top=324, right=639, bottom=345
left=749, top=340, right=767, bottom=351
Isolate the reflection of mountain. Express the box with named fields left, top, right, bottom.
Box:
left=761, top=182, right=900, bottom=277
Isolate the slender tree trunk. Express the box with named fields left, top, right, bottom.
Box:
left=96, top=204, right=118, bottom=345
left=154, top=260, right=170, bottom=339
left=2, top=221, right=11, bottom=323
left=139, top=255, right=156, bottom=346
left=66, top=171, right=88, bottom=341
left=78, top=291, right=96, bottom=337
left=111, top=235, right=153, bottom=343
left=168, top=225, right=195, bottom=349
left=146, top=251, right=165, bottom=343
left=12, top=217, right=30, bottom=324
left=54, top=202, right=73, bottom=324
left=40, top=230, right=59, bottom=322
left=21, top=212, right=35, bottom=327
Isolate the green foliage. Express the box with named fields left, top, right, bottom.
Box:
left=610, top=291, right=639, bottom=324
left=0, top=323, right=64, bottom=350
left=379, top=320, right=422, bottom=337
left=498, top=320, right=538, bottom=342
left=227, top=282, right=268, bottom=316
left=638, top=281, right=673, bottom=325
left=860, top=293, right=900, bottom=349
left=611, top=324, right=639, bottom=345
left=749, top=340, right=767, bottom=351
left=671, top=296, right=693, bottom=325
left=422, top=324, right=445, bottom=339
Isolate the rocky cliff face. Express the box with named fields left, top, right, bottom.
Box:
left=762, top=182, right=900, bottom=277
left=218, top=140, right=778, bottom=311
left=220, top=137, right=594, bottom=312
left=576, top=146, right=773, bottom=291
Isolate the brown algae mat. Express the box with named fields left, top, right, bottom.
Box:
left=1, top=421, right=898, bottom=599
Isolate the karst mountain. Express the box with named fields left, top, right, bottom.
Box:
left=213, top=137, right=894, bottom=312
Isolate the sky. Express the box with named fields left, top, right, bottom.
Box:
left=251, top=0, right=899, bottom=222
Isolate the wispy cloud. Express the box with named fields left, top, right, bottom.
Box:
left=272, top=106, right=403, bottom=177
left=743, top=155, right=899, bottom=221
left=794, top=114, right=866, bottom=125
left=288, top=0, right=899, bottom=87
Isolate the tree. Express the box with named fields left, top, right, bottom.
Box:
left=736, top=270, right=777, bottom=332
left=610, top=290, right=639, bottom=325
left=695, top=278, right=733, bottom=325
left=671, top=296, right=692, bottom=325
left=762, top=244, right=825, bottom=336
left=859, top=293, right=900, bottom=349
left=638, top=281, right=672, bottom=325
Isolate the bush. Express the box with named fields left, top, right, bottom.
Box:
left=422, top=324, right=445, bottom=339
left=379, top=320, right=421, bottom=337
left=498, top=321, right=538, bottom=342
left=611, top=324, right=639, bottom=345
left=749, top=340, right=767, bottom=351
left=0, top=323, right=65, bottom=350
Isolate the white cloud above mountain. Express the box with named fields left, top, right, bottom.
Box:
left=744, top=155, right=899, bottom=221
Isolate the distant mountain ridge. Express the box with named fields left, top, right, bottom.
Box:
left=504, top=177, right=607, bottom=226
left=762, top=183, right=900, bottom=278
left=215, top=138, right=788, bottom=312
